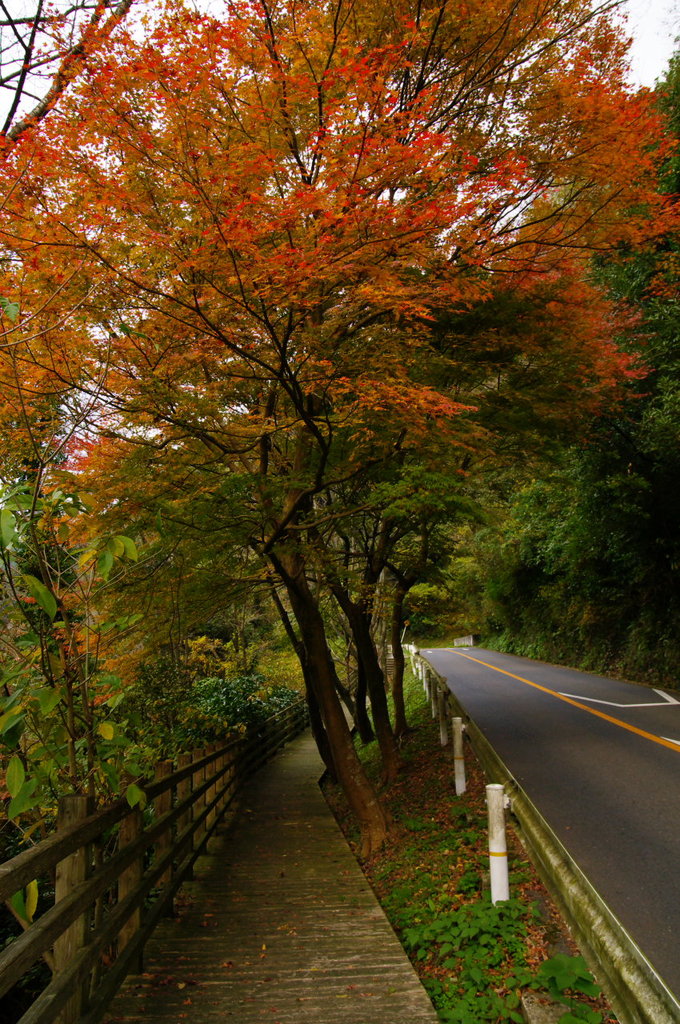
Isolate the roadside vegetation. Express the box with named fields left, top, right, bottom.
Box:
left=324, top=673, right=615, bottom=1024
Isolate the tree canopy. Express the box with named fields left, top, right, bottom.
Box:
left=0, top=0, right=675, bottom=852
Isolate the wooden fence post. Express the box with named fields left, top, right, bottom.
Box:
left=154, top=760, right=174, bottom=910
left=117, top=806, right=143, bottom=971
left=192, top=747, right=206, bottom=854
left=205, top=743, right=218, bottom=834
left=177, top=753, right=193, bottom=878
left=54, top=794, right=93, bottom=1023
left=215, top=747, right=227, bottom=823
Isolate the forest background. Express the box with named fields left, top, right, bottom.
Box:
left=0, top=0, right=679, bottom=861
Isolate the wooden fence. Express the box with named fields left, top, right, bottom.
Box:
left=0, top=700, right=309, bottom=1024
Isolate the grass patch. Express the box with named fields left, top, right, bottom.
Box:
left=323, top=672, right=615, bottom=1024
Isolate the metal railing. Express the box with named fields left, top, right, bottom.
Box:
left=0, top=700, right=309, bottom=1024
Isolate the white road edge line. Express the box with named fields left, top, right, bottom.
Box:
left=557, top=688, right=680, bottom=708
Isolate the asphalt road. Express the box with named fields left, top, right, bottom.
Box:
left=421, top=646, right=680, bottom=999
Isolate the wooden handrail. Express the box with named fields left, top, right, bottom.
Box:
left=0, top=699, right=309, bottom=1024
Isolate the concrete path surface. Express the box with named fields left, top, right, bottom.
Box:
left=104, top=731, right=439, bottom=1024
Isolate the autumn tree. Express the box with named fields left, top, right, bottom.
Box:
left=456, top=50, right=680, bottom=683
left=0, top=0, right=135, bottom=144
left=0, top=0, right=670, bottom=851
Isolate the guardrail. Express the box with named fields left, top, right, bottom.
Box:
left=404, top=645, right=680, bottom=1024
left=0, top=700, right=309, bottom=1024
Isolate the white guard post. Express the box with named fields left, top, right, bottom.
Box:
left=486, top=783, right=510, bottom=903
left=438, top=691, right=448, bottom=746
left=452, top=717, right=466, bottom=795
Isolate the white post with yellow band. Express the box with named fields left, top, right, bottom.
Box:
left=486, top=783, right=510, bottom=903
left=453, top=717, right=466, bottom=795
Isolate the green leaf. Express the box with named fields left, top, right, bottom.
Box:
left=35, top=688, right=61, bottom=715
left=0, top=296, right=20, bottom=322
left=23, top=575, right=58, bottom=620
left=98, top=722, right=115, bottom=740
left=10, top=889, right=26, bottom=921
left=8, top=779, right=39, bottom=819
left=97, top=549, right=114, bottom=580
left=125, top=783, right=146, bottom=809
left=0, top=508, right=17, bottom=549
left=0, top=709, right=24, bottom=735
left=106, top=536, right=125, bottom=557
left=117, top=535, right=138, bottom=561
left=5, top=755, right=25, bottom=797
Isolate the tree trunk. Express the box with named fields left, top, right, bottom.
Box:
left=328, top=575, right=400, bottom=781
left=346, top=603, right=401, bottom=782
left=390, top=583, right=409, bottom=738
left=305, top=677, right=337, bottom=783
left=270, top=552, right=391, bottom=856
left=354, top=661, right=375, bottom=744
left=268, top=581, right=337, bottom=781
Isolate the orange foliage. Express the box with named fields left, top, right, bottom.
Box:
left=0, top=0, right=673, bottom=528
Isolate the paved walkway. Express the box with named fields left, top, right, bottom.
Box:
left=104, top=731, right=439, bottom=1024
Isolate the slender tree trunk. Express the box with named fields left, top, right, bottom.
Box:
left=270, top=551, right=391, bottom=856
left=334, top=674, right=359, bottom=728
left=268, top=581, right=336, bottom=780
left=346, top=603, right=401, bottom=782
left=328, top=574, right=400, bottom=781
left=390, top=583, right=409, bottom=738
left=305, top=678, right=337, bottom=782
left=354, top=661, right=375, bottom=744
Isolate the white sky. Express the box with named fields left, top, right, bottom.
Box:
left=624, top=0, right=679, bottom=86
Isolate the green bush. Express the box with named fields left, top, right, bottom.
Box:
left=117, top=662, right=299, bottom=756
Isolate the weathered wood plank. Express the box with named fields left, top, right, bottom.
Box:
left=103, top=733, right=439, bottom=1024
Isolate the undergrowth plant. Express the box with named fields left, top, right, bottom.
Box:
left=535, top=954, right=603, bottom=1024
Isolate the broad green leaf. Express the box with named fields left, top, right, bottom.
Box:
left=98, top=722, right=115, bottom=740
left=105, top=692, right=125, bottom=709
left=0, top=508, right=17, bottom=549
left=23, top=575, right=58, bottom=620
left=47, top=652, right=65, bottom=680
left=125, top=783, right=146, bottom=809
left=25, top=880, right=38, bottom=922
left=36, top=688, right=62, bottom=715
left=106, top=536, right=125, bottom=557
left=0, top=710, right=23, bottom=735
left=116, top=535, right=138, bottom=561
left=100, top=761, right=120, bottom=793
left=97, top=549, right=114, bottom=580
left=0, top=296, right=20, bottom=322
left=10, top=889, right=26, bottom=921
left=6, top=755, right=25, bottom=797
left=8, top=779, right=39, bottom=819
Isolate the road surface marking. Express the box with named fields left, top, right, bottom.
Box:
left=557, top=688, right=680, bottom=708
left=446, top=650, right=680, bottom=754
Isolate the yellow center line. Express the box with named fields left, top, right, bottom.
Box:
left=446, top=649, right=680, bottom=754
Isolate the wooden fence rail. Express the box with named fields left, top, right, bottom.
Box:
left=0, top=700, right=309, bottom=1024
